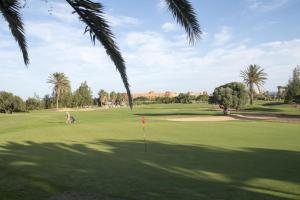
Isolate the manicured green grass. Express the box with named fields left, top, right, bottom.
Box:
left=243, top=101, right=300, bottom=116
left=0, top=103, right=299, bottom=200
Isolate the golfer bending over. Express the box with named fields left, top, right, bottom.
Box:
left=66, top=112, right=76, bottom=124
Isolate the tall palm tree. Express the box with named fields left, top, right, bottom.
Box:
left=47, top=72, right=70, bottom=110
left=0, top=0, right=201, bottom=108
left=241, top=64, right=267, bottom=105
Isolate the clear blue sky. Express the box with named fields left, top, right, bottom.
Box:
left=0, top=0, right=300, bottom=98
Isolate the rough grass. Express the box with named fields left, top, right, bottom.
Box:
left=0, top=103, right=299, bottom=200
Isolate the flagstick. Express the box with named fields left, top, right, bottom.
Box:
left=143, top=125, right=147, bottom=152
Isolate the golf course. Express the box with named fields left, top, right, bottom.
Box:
left=1, top=0, right=300, bottom=199
left=0, top=103, right=299, bottom=200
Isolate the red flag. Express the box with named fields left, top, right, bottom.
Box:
left=141, top=115, right=145, bottom=126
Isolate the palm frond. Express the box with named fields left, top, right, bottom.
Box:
left=164, top=0, right=201, bottom=43
left=66, top=0, right=132, bottom=108
left=0, top=0, right=28, bottom=65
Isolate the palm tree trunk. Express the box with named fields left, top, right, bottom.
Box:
left=56, top=97, right=59, bottom=110
left=250, top=83, right=253, bottom=105
left=56, top=93, right=59, bottom=110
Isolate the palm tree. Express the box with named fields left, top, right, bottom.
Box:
left=110, top=91, right=117, bottom=105
left=0, top=0, right=201, bottom=108
left=47, top=72, right=70, bottom=110
left=241, top=64, right=267, bottom=105
left=98, top=89, right=109, bottom=107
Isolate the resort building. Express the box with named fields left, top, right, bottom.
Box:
left=277, top=86, right=287, bottom=98
left=133, top=91, right=207, bottom=100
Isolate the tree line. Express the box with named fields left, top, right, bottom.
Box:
left=1, top=65, right=299, bottom=114
left=133, top=93, right=209, bottom=105
left=0, top=72, right=128, bottom=113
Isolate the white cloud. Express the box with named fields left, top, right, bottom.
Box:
left=105, top=14, right=141, bottom=27
left=161, top=22, right=178, bottom=32
left=50, top=2, right=78, bottom=23
left=202, top=31, right=210, bottom=40
left=157, top=0, right=167, bottom=11
left=40, top=2, right=140, bottom=27
left=0, top=18, right=124, bottom=98
left=247, top=0, right=289, bottom=12
left=122, top=31, right=300, bottom=93
left=214, top=26, right=232, bottom=45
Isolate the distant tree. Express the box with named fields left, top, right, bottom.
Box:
left=0, top=91, right=25, bottom=113
left=155, top=96, right=175, bottom=104
left=208, top=95, right=214, bottom=104
left=98, top=89, right=109, bottom=107
left=26, top=96, right=42, bottom=110
left=241, top=64, right=267, bottom=105
left=93, top=97, right=99, bottom=106
left=175, top=93, right=192, bottom=104
left=0, top=91, right=14, bottom=113
left=212, top=82, right=249, bottom=114
left=60, top=88, right=72, bottom=108
left=110, top=91, right=117, bottom=105
left=285, top=65, right=300, bottom=103
left=115, top=93, right=125, bottom=105
left=134, top=96, right=150, bottom=102
left=73, top=81, right=93, bottom=107
left=47, top=72, right=70, bottom=110
left=13, top=95, right=26, bottom=112
left=71, top=92, right=81, bottom=107
left=255, top=91, right=274, bottom=101
left=196, top=94, right=209, bottom=102
left=134, top=96, right=153, bottom=105
left=43, top=94, right=53, bottom=109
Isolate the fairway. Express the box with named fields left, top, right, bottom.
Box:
left=0, top=104, right=300, bottom=200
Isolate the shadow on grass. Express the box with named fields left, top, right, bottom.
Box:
left=243, top=107, right=282, bottom=112
left=262, top=102, right=286, bottom=106
left=0, top=140, right=299, bottom=200
left=135, top=112, right=222, bottom=117
left=236, top=111, right=300, bottom=118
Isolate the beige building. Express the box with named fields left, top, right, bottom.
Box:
left=187, top=91, right=208, bottom=96
left=133, top=91, right=167, bottom=100
left=133, top=91, right=207, bottom=99
left=277, top=86, right=287, bottom=98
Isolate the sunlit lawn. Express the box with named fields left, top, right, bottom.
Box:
left=0, top=103, right=299, bottom=200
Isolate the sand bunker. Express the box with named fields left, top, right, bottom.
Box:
left=167, top=116, right=237, bottom=122
left=54, top=108, right=100, bottom=112
left=166, top=114, right=300, bottom=123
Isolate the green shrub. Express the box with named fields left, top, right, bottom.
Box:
left=0, top=91, right=26, bottom=113
left=212, top=82, right=249, bottom=114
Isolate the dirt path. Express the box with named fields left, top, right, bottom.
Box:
left=166, top=114, right=300, bottom=123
